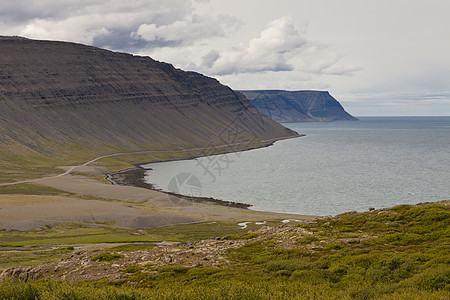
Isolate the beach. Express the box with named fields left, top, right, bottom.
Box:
left=0, top=147, right=314, bottom=231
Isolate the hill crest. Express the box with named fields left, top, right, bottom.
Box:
left=0, top=36, right=297, bottom=157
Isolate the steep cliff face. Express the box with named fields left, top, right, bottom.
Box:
left=0, top=37, right=297, bottom=157
left=240, top=90, right=358, bottom=122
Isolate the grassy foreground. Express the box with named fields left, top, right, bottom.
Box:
left=1, top=201, right=448, bottom=299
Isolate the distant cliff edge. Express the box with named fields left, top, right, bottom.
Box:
left=239, top=90, right=358, bottom=122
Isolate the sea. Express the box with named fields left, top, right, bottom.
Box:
left=143, top=117, right=450, bottom=216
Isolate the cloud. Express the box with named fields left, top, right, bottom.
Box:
left=132, top=14, right=240, bottom=47
left=206, top=16, right=306, bottom=75
left=0, top=0, right=211, bottom=49
left=0, top=1, right=360, bottom=96
left=202, top=50, right=220, bottom=69
left=293, top=45, right=361, bottom=76
left=165, top=16, right=358, bottom=78
left=0, top=2, right=358, bottom=79
left=147, top=16, right=356, bottom=78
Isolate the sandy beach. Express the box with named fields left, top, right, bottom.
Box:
left=0, top=165, right=314, bottom=231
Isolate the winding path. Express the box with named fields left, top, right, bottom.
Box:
left=0, top=136, right=297, bottom=187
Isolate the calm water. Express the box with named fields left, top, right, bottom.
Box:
left=144, top=117, right=450, bottom=216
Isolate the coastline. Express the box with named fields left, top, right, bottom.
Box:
left=1, top=134, right=314, bottom=231
left=106, top=135, right=304, bottom=210
left=106, top=167, right=252, bottom=209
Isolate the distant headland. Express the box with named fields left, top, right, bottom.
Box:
left=240, top=90, right=358, bottom=122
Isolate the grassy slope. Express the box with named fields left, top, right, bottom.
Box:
left=0, top=201, right=448, bottom=299
left=0, top=139, right=271, bottom=184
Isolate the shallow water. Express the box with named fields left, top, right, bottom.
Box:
left=144, top=117, right=450, bottom=215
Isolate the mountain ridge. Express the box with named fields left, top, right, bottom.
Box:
left=0, top=36, right=297, bottom=157
left=240, top=90, right=358, bottom=122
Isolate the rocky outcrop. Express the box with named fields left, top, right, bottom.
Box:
left=0, top=222, right=310, bottom=283
left=240, top=90, right=358, bottom=122
left=0, top=36, right=298, bottom=157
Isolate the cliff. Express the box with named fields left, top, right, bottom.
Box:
left=240, top=90, right=358, bottom=122
left=0, top=37, right=298, bottom=159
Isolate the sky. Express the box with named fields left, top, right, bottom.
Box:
left=1, top=0, right=449, bottom=116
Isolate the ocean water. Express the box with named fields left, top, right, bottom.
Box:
left=143, top=117, right=450, bottom=216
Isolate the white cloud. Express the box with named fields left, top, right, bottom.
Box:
left=133, top=14, right=361, bottom=95
left=293, top=45, right=361, bottom=76
left=132, top=13, right=240, bottom=46
left=20, top=17, right=112, bottom=44
left=208, top=16, right=306, bottom=75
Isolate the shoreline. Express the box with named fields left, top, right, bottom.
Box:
left=134, top=133, right=304, bottom=168
left=106, top=135, right=303, bottom=210
left=106, top=167, right=252, bottom=209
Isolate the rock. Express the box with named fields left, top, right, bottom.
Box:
left=240, top=90, right=358, bottom=122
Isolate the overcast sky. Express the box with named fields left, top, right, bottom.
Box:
left=1, top=0, right=449, bottom=116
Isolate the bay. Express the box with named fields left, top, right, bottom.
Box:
left=143, top=117, right=450, bottom=216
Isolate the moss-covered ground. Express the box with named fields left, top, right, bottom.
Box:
left=0, top=201, right=448, bottom=299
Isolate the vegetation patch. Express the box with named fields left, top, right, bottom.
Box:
left=120, top=265, right=140, bottom=274
left=220, top=232, right=261, bottom=240
left=1, top=201, right=448, bottom=299
left=298, top=235, right=320, bottom=244
left=108, top=243, right=155, bottom=252
left=0, top=183, right=72, bottom=196
left=90, top=252, right=124, bottom=262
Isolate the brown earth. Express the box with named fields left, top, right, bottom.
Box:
left=0, top=169, right=314, bottom=231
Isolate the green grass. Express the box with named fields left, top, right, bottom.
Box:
left=142, top=221, right=263, bottom=243
left=0, top=248, right=74, bottom=269
left=122, top=201, right=448, bottom=298
left=0, top=202, right=448, bottom=299
left=0, top=146, right=81, bottom=184
left=0, top=221, right=262, bottom=269
left=0, top=275, right=446, bottom=299
left=91, top=252, right=124, bottom=262
left=0, top=140, right=271, bottom=184
left=0, top=224, right=154, bottom=268
left=0, top=183, right=73, bottom=196
left=0, top=225, right=155, bottom=247
left=0, top=142, right=147, bottom=184
left=298, top=235, right=319, bottom=244
left=120, top=265, right=141, bottom=274
left=221, top=232, right=261, bottom=240
left=217, top=202, right=450, bottom=297
left=107, top=243, right=155, bottom=252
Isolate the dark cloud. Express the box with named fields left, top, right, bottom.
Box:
left=0, top=0, right=74, bottom=22
left=0, top=0, right=200, bottom=46
left=201, top=50, right=220, bottom=69
left=92, top=30, right=182, bottom=53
